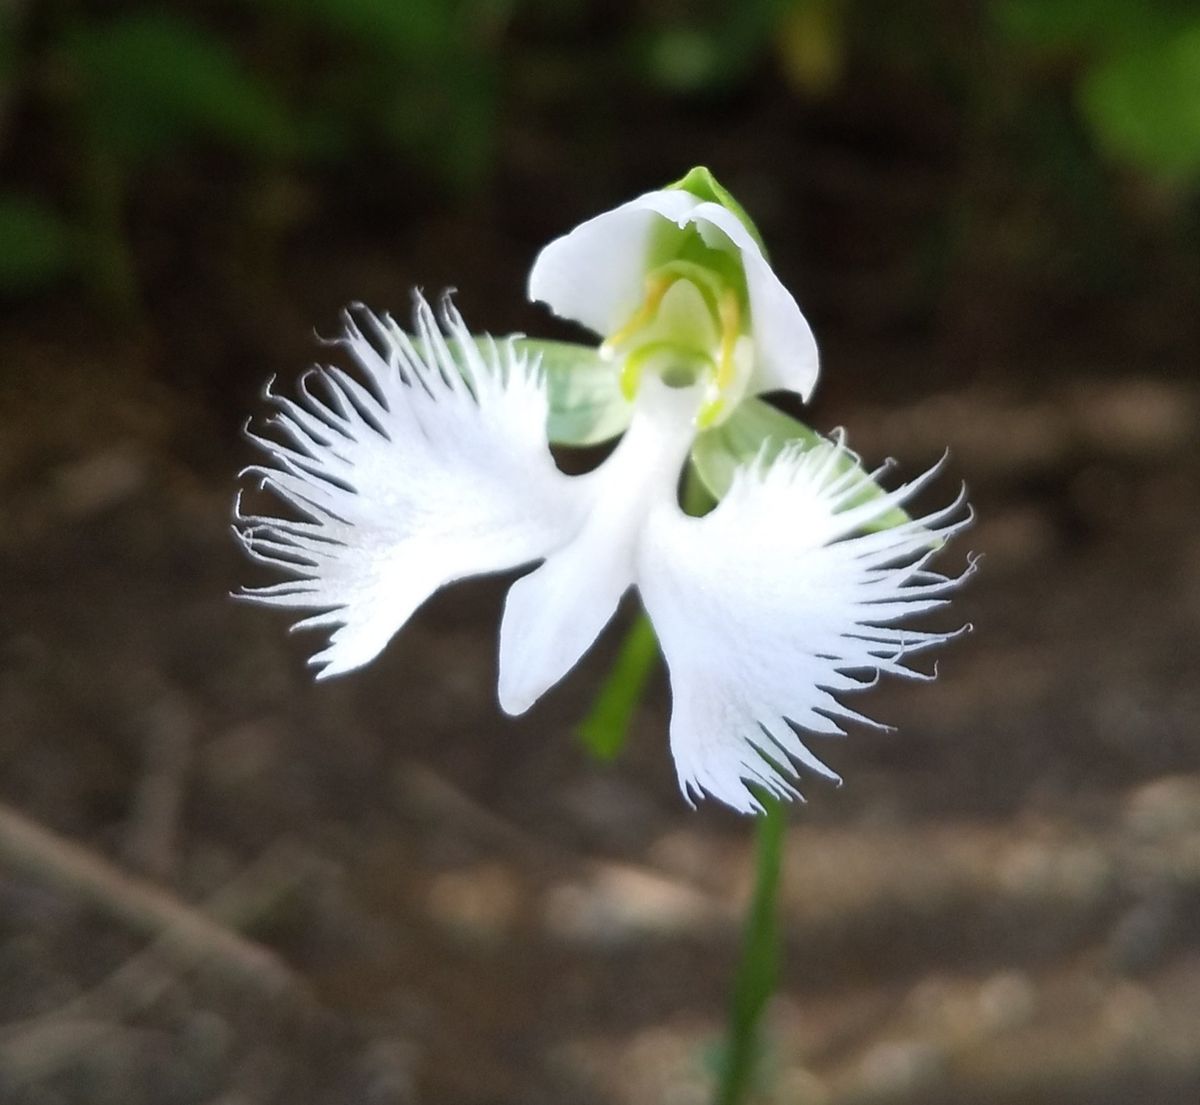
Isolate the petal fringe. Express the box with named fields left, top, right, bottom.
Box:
left=637, top=439, right=974, bottom=813
left=234, top=294, right=582, bottom=678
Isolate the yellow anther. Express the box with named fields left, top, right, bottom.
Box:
left=601, top=270, right=743, bottom=415
left=696, top=395, right=725, bottom=429
left=715, top=289, right=741, bottom=393
left=600, top=273, right=676, bottom=358
left=697, top=290, right=743, bottom=428
left=619, top=352, right=645, bottom=400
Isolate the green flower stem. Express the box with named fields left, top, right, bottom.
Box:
left=716, top=793, right=786, bottom=1105
left=572, top=459, right=787, bottom=1100
left=576, top=613, right=658, bottom=760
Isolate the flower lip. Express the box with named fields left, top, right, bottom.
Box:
left=497, top=372, right=704, bottom=717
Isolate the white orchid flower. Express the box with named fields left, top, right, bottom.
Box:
left=529, top=166, right=819, bottom=428
left=235, top=169, right=971, bottom=814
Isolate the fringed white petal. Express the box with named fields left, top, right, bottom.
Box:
left=235, top=295, right=583, bottom=678
left=636, top=440, right=973, bottom=814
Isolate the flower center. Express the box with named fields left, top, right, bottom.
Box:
left=599, top=263, right=749, bottom=428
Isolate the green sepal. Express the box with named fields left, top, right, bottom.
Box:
left=506, top=338, right=632, bottom=446
left=405, top=333, right=630, bottom=446
left=691, top=398, right=914, bottom=534
left=412, top=331, right=629, bottom=445
left=667, top=166, right=767, bottom=255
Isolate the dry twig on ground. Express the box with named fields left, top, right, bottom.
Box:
left=0, top=802, right=314, bottom=1009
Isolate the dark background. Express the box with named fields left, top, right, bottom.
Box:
left=1, top=2, right=1198, bottom=1103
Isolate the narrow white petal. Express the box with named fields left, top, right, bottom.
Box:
left=528, top=190, right=704, bottom=338
left=636, top=442, right=972, bottom=813
left=685, top=202, right=819, bottom=401
left=497, top=378, right=701, bottom=715
left=496, top=526, right=632, bottom=717
left=235, top=296, right=584, bottom=678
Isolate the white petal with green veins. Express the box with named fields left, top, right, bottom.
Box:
left=508, top=338, right=633, bottom=446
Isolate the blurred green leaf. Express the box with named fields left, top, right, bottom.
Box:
left=1079, top=25, right=1200, bottom=181
left=0, top=14, right=17, bottom=80
left=691, top=398, right=914, bottom=533
left=256, top=0, right=505, bottom=188
left=994, top=0, right=1193, bottom=51
left=379, top=52, right=499, bottom=190
left=256, top=0, right=504, bottom=60
left=645, top=27, right=725, bottom=93
left=0, top=194, right=73, bottom=293
left=776, top=0, right=845, bottom=96
left=639, top=0, right=782, bottom=93
left=65, top=13, right=295, bottom=162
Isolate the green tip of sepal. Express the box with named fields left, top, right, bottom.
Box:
left=667, top=166, right=767, bottom=255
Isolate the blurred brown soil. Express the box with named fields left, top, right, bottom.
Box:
left=1, top=222, right=1199, bottom=1105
